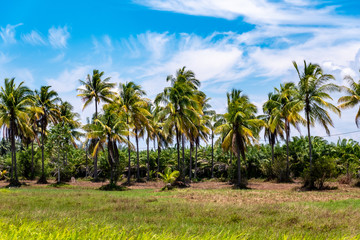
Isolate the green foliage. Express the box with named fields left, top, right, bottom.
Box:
left=303, top=156, right=337, bottom=189
left=158, top=167, right=180, bottom=185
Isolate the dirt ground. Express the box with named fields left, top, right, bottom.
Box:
left=0, top=178, right=354, bottom=191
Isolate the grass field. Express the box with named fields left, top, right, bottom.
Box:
left=1, top=181, right=360, bottom=239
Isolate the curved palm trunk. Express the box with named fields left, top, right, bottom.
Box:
left=135, top=129, right=140, bottom=182
left=146, top=134, right=150, bottom=181
left=211, top=130, right=214, bottom=178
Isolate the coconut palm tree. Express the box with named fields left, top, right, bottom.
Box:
left=115, top=81, right=149, bottom=183
left=155, top=67, right=201, bottom=177
left=77, top=69, right=115, bottom=181
left=265, top=83, right=304, bottom=180
left=293, top=61, right=340, bottom=171
left=215, top=89, right=263, bottom=188
left=152, top=105, right=173, bottom=175
left=84, top=105, right=128, bottom=185
left=59, top=101, right=82, bottom=147
left=35, top=86, right=61, bottom=183
left=261, top=92, right=284, bottom=165
left=0, top=78, right=34, bottom=186
left=338, top=73, right=360, bottom=127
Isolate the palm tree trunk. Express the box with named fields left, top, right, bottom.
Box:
left=127, top=134, right=131, bottom=184
left=146, top=134, right=150, bottom=181
left=57, top=151, right=60, bottom=183
left=286, top=120, right=290, bottom=180
left=306, top=110, right=313, bottom=168
left=189, top=142, right=192, bottom=180
left=85, top=144, right=88, bottom=177
left=271, top=141, right=274, bottom=164
left=10, top=121, right=18, bottom=184
left=135, top=129, right=140, bottom=182
left=181, top=133, right=185, bottom=179
left=157, top=139, right=161, bottom=177
left=31, top=141, right=34, bottom=180
left=237, top=152, right=241, bottom=187
left=93, top=101, right=99, bottom=181
left=306, top=109, right=314, bottom=188
left=38, top=123, right=47, bottom=183
left=108, top=138, right=114, bottom=185
left=175, top=126, right=180, bottom=171
left=211, top=130, right=214, bottom=178
left=194, top=141, right=198, bottom=179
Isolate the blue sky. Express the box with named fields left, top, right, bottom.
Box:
left=1, top=0, right=360, bottom=144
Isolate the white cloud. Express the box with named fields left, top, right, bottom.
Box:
left=48, top=26, right=70, bottom=48
left=135, top=0, right=351, bottom=26
left=93, top=35, right=114, bottom=53
left=0, top=23, right=23, bottom=44
left=21, top=30, right=46, bottom=45
left=46, top=66, right=91, bottom=93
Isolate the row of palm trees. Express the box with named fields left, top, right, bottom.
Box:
left=2, top=60, right=360, bottom=188
left=0, top=79, right=81, bottom=186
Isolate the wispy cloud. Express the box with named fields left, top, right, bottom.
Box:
left=21, top=30, right=46, bottom=45
left=0, top=23, right=23, bottom=44
left=93, top=35, right=114, bottom=53
left=46, top=66, right=91, bottom=93
left=134, top=0, right=350, bottom=26
left=48, top=26, right=70, bottom=48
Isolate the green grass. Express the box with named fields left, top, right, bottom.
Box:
left=1, top=186, right=360, bottom=239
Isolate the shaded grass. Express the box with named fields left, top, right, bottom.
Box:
left=1, top=187, right=360, bottom=239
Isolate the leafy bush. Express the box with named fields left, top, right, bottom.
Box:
left=158, top=167, right=180, bottom=190
left=302, top=156, right=337, bottom=189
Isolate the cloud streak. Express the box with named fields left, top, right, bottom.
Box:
left=48, top=26, right=70, bottom=48
left=0, top=23, right=23, bottom=44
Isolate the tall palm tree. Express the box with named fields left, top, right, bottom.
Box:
left=0, top=78, right=34, bottom=186
left=35, top=86, right=60, bottom=183
left=115, top=82, right=149, bottom=183
left=155, top=67, right=201, bottom=178
left=215, top=89, right=263, bottom=188
left=77, top=69, right=115, bottom=181
left=266, top=83, right=304, bottom=179
left=293, top=60, right=340, bottom=186
left=59, top=101, right=82, bottom=147
left=152, top=105, right=172, bottom=175
left=261, top=92, right=284, bottom=165
left=84, top=105, right=128, bottom=185
left=27, top=104, right=42, bottom=179
left=338, top=73, right=360, bottom=127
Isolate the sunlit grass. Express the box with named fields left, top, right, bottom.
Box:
left=1, top=186, right=360, bottom=239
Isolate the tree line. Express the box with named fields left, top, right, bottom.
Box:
left=1, top=60, right=360, bottom=189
